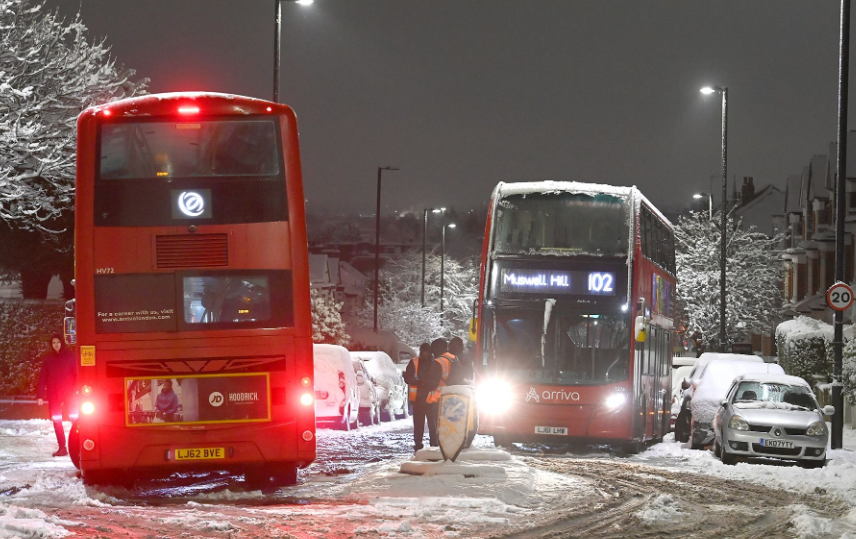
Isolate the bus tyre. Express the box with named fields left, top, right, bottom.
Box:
left=68, top=420, right=80, bottom=470
left=83, top=469, right=133, bottom=489
left=493, top=434, right=510, bottom=448
left=245, top=463, right=298, bottom=489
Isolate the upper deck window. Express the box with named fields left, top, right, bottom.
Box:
left=100, top=120, right=280, bottom=179
left=494, top=192, right=629, bottom=257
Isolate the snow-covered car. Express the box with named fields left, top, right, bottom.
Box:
left=314, top=344, right=360, bottom=430
left=712, top=373, right=832, bottom=467
left=675, top=352, right=765, bottom=442
left=670, top=365, right=694, bottom=431
left=349, top=351, right=408, bottom=421
left=353, top=359, right=380, bottom=425
left=689, top=360, right=784, bottom=448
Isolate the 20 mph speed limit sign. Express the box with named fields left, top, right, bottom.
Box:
left=827, top=282, right=855, bottom=311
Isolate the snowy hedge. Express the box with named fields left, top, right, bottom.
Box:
left=0, top=300, right=65, bottom=397
left=776, top=317, right=854, bottom=384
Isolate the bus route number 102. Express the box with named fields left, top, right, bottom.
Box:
left=588, top=272, right=614, bottom=293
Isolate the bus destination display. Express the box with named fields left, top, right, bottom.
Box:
left=498, top=268, right=617, bottom=296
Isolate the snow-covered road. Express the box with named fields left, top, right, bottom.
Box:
left=3, top=419, right=856, bottom=538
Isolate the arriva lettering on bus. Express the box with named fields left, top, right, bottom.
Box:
left=542, top=389, right=580, bottom=401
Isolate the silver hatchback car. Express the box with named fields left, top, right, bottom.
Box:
left=712, top=373, right=833, bottom=468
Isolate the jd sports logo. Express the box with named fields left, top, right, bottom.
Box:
left=178, top=191, right=205, bottom=217
left=209, top=392, right=224, bottom=407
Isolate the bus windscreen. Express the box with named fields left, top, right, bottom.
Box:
left=494, top=192, right=629, bottom=256
left=99, top=119, right=281, bottom=179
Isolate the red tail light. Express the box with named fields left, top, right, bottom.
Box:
left=178, top=105, right=200, bottom=115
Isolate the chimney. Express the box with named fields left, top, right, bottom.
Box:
left=741, top=176, right=755, bottom=204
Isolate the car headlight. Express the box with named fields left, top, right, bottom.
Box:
left=806, top=421, right=827, bottom=436
left=728, top=415, right=749, bottom=431
left=477, top=379, right=513, bottom=414
left=604, top=393, right=627, bottom=410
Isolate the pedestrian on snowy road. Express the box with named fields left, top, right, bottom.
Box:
left=403, top=342, right=442, bottom=451
left=36, top=334, right=77, bottom=457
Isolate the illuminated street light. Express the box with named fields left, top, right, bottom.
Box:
left=440, top=223, right=456, bottom=314
left=693, top=193, right=713, bottom=221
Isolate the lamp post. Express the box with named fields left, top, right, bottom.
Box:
left=440, top=223, right=456, bottom=313
left=273, top=0, right=313, bottom=102
left=374, top=166, right=398, bottom=332
left=701, top=85, right=728, bottom=353
left=422, top=207, right=444, bottom=307
left=693, top=193, right=713, bottom=221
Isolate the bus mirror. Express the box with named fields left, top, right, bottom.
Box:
left=468, top=317, right=478, bottom=342
left=65, top=299, right=76, bottom=315
left=634, top=315, right=647, bottom=342
left=64, top=317, right=77, bottom=346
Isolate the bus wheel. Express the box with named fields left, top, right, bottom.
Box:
left=83, top=469, right=133, bottom=489
left=493, top=434, right=510, bottom=448
left=245, top=463, right=297, bottom=489
left=68, top=420, right=80, bottom=470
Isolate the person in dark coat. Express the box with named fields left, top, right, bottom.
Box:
left=36, top=334, right=77, bottom=457
left=446, top=337, right=473, bottom=386
left=403, top=342, right=442, bottom=451
left=155, top=379, right=179, bottom=422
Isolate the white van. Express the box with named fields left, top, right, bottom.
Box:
left=313, top=344, right=360, bottom=430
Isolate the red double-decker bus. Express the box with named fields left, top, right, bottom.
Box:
left=474, top=181, right=676, bottom=453
left=69, top=92, right=315, bottom=486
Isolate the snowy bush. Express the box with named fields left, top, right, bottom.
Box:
left=0, top=300, right=65, bottom=396
left=310, top=288, right=349, bottom=346
left=775, top=317, right=842, bottom=382
left=842, top=338, right=856, bottom=404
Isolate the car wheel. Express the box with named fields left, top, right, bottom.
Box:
left=339, top=408, right=351, bottom=431
left=380, top=403, right=392, bottom=422
left=720, top=443, right=736, bottom=465
left=801, top=459, right=827, bottom=469
left=713, top=439, right=721, bottom=458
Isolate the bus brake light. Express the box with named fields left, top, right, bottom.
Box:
left=301, top=393, right=314, bottom=406
left=178, top=105, right=200, bottom=115
left=81, top=401, right=95, bottom=415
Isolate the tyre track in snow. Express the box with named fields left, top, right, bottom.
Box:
left=488, top=457, right=849, bottom=539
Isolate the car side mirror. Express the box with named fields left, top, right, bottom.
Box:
left=823, top=405, right=835, bottom=416
left=681, top=377, right=690, bottom=390
left=720, top=399, right=728, bottom=407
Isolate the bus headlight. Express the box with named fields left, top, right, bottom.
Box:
left=604, top=393, right=627, bottom=410
left=81, top=401, right=95, bottom=415
left=477, top=379, right=513, bottom=414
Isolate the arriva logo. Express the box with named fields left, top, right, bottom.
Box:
left=209, top=392, right=224, bottom=407
left=525, top=387, right=540, bottom=403
left=178, top=191, right=205, bottom=217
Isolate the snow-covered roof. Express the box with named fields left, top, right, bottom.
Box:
left=733, top=373, right=811, bottom=387
left=776, top=316, right=855, bottom=343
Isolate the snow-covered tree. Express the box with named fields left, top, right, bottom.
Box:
left=354, top=251, right=478, bottom=345
left=675, top=210, right=785, bottom=347
left=0, top=0, right=147, bottom=234
left=310, top=288, right=350, bottom=346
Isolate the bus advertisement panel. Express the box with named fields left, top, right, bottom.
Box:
left=71, top=93, right=315, bottom=487
left=475, top=181, right=676, bottom=452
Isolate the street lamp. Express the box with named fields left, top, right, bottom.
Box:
left=273, top=0, right=313, bottom=103
left=422, top=207, right=444, bottom=307
left=693, top=193, right=713, bottom=221
left=374, top=166, right=399, bottom=332
left=701, top=85, right=728, bottom=353
left=440, top=223, right=456, bottom=314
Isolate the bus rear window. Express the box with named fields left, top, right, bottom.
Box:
left=183, top=275, right=272, bottom=324
left=99, top=119, right=281, bottom=179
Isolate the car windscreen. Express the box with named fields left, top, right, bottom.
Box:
left=734, top=382, right=817, bottom=410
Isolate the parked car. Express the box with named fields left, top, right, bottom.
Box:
left=349, top=351, right=408, bottom=421
left=670, top=365, right=695, bottom=431
left=688, top=359, right=785, bottom=448
left=313, top=344, right=360, bottom=430
left=674, top=353, right=765, bottom=442
left=712, top=373, right=832, bottom=467
left=352, top=359, right=380, bottom=426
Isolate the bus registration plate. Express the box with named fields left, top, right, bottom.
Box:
left=535, top=426, right=568, bottom=435
left=759, top=439, right=794, bottom=449
left=175, top=447, right=225, bottom=461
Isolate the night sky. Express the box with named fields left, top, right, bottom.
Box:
left=48, top=0, right=850, bottom=216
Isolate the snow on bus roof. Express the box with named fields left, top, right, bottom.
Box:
left=494, top=180, right=672, bottom=228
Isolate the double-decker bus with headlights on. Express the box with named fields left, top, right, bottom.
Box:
left=474, top=181, right=676, bottom=453
left=69, top=92, right=315, bottom=486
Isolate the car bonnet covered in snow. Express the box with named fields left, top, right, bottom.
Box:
left=349, top=351, right=401, bottom=390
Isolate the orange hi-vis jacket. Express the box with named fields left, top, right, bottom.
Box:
left=408, top=357, right=419, bottom=402
left=426, top=352, right=456, bottom=404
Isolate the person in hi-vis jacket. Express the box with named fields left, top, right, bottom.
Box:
left=403, top=342, right=441, bottom=451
